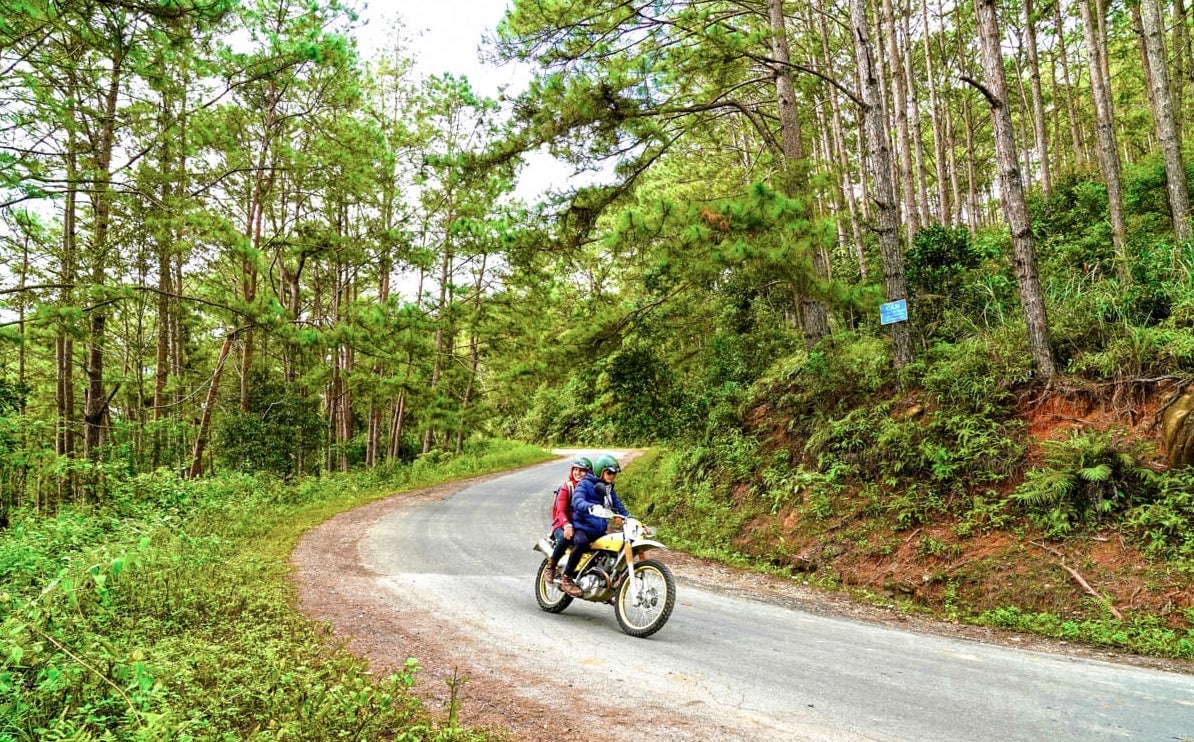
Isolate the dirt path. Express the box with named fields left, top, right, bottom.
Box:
left=291, top=471, right=1193, bottom=741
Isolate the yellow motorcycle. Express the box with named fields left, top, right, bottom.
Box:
left=533, top=509, right=676, bottom=638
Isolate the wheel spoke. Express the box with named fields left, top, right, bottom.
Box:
left=621, top=567, right=667, bottom=628
left=536, top=559, right=572, bottom=613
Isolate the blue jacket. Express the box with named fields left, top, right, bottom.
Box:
left=570, top=473, right=629, bottom=540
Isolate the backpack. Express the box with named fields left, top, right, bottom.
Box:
left=550, top=482, right=574, bottom=517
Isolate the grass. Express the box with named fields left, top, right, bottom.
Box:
left=0, top=440, right=552, bottom=741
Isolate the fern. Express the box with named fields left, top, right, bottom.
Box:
left=1080, top=463, right=1112, bottom=483
left=1010, top=430, right=1155, bottom=537
left=1125, top=469, right=1194, bottom=560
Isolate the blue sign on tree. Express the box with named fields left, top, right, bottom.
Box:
left=880, top=299, right=909, bottom=325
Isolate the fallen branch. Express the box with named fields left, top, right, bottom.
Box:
left=1029, top=541, right=1123, bottom=621
left=1029, top=540, right=1063, bottom=558
left=1057, top=562, right=1123, bottom=620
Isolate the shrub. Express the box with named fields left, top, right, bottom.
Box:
left=762, top=332, right=893, bottom=422
left=213, top=377, right=324, bottom=477
left=1125, top=468, right=1194, bottom=561
left=0, top=442, right=547, bottom=740
left=1010, top=430, right=1156, bottom=537
left=920, top=338, right=1030, bottom=416
left=907, top=224, right=982, bottom=295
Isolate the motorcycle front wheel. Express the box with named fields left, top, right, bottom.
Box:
left=614, top=558, right=675, bottom=638
left=535, top=558, right=573, bottom=613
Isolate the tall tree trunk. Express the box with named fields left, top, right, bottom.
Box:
left=457, top=253, right=489, bottom=454
left=853, top=63, right=874, bottom=221
left=955, top=16, right=982, bottom=226
left=818, top=2, right=867, bottom=274
left=239, top=80, right=279, bottom=412
left=366, top=250, right=391, bottom=468
left=935, top=0, right=964, bottom=223
left=770, top=0, right=831, bottom=348
left=1141, top=0, right=1193, bottom=242
left=338, top=281, right=353, bottom=473
left=1132, top=4, right=1159, bottom=115
left=152, top=83, right=182, bottom=470
left=1079, top=0, right=1132, bottom=283
left=1012, top=49, right=1034, bottom=192
left=1054, top=0, right=1087, bottom=168
left=853, top=0, right=913, bottom=367
left=1174, top=0, right=1188, bottom=136
left=326, top=258, right=351, bottom=473
left=152, top=233, right=171, bottom=470
left=902, top=13, right=931, bottom=226
left=10, top=222, right=31, bottom=519
left=17, top=232, right=28, bottom=417
left=388, top=392, right=406, bottom=460
left=58, top=106, right=78, bottom=464
left=1025, top=0, right=1052, bottom=197
left=83, top=44, right=124, bottom=460
left=189, top=328, right=244, bottom=479
left=882, top=0, right=919, bottom=243
left=424, top=240, right=453, bottom=455
left=964, top=97, right=981, bottom=227
left=971, top=0, right=1056, bottom=380
left=923, top=0, right=951, bottom=223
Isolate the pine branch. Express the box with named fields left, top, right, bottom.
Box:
left=960, top=75, right=1001, bottom=109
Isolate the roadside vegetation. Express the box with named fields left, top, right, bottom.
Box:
left=0, top=441, right=549, bottom=740
left=613, top=175, right=1194, bottom=660
left=4, top=0, right=1194, bottom=738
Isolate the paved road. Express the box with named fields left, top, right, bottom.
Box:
left=361, top=455, right=1194, bottom=741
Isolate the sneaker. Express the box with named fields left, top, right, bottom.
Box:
left=560, top=575, right=582, bottom=597
left=544, top=565, right=556, bottom=583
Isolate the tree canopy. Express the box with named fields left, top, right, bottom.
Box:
left=2, top=0, right=1194, bottom=516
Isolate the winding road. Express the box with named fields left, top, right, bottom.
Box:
left=310, top=454, right=1194, bottom=741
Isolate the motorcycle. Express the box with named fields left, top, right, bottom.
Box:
left=532, top=508, right=676, bottom=638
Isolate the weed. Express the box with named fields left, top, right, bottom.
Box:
left=1124, top=468, right=1194, bottom=560
left=978, top=606, right=1194, bottom=659
left=918, top=536, right=961, bottom=562
left=941, top=582, right=962, bottom=622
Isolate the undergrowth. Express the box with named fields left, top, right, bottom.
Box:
left=0, top=439, right=550, bottom=740
left=627, top=437, right=1194, bottom=660
left=621, top=321, right=1194, bottom=660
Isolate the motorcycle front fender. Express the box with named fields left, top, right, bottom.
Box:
left=630, top=540, right=668, bottom=552
left=631, top=539, right=669, bottom=555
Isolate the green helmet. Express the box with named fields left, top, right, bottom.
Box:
left=571, top=456, right=593, bottom=472
left=593, top=454, right=621, bottom=476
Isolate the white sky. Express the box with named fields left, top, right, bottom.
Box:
left=356, top=0, right=577, bottom=201
left=357, top=0, right=522, bottom=97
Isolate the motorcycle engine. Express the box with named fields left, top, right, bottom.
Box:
left=577, top=573, right=602, bottom=593
left=577, top=553, right=616, bottom=598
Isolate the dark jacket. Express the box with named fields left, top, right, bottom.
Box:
left=570, top=473, right=629, bottom=540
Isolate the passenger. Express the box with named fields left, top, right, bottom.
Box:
left=544, top=456, right=591, bottom=584
left=560, top=454, right=629, bottom=597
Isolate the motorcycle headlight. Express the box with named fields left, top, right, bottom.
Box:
left=625, top=520, right=643, bottom=540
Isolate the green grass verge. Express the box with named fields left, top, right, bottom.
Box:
left=0, top=440, right=552, bottom=741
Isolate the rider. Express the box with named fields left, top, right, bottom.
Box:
left=560, top=453, right=629, bottom=598
left=544, top=456, right=591, bottom=584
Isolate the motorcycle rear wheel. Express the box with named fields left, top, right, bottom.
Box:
left=614, top=559, right=675, bottom=638
left=535, top=558, right=573, bottom=613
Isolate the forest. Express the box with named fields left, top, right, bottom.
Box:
left=2, top=0, right=1194, bottom=737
